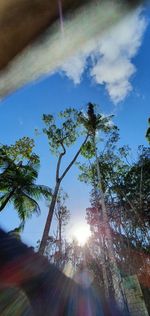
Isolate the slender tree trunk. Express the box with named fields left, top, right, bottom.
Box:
left=93, top=136, right=128, bottom=314
left=98, top=223, right=109, bottom=298
left=58, top=216, right=62, bottom=269
left=139, top=165, right=143, bottom=209
left=0, top=189, right=15, bottom=212
left=58, top=218, right=62, bottom=255
left=39, top=181, right=60, bottom=255
left=92, top=173, right=109, bottom=298
left=39, top=135, right=89, bottom=255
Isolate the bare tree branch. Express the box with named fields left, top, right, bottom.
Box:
left=60, top=135, right=89, bottom=182
left=56, top=142, right=66, bottom=182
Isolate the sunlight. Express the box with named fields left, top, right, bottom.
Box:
left=70, top=223, right=91, bottom=246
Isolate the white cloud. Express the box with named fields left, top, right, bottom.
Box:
left=91, top=58, right=135, bottom=103
left=61, top=54, right=87, bottom=84
left=0, top=2, right=147, bottom=100
left=60, top=8, right=147, bottom=103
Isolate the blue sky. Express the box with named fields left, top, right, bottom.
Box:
left=0, top=4, right=149, bottom=247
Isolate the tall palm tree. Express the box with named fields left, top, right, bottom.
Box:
left=0, top=155, right=51, bottom=224
left=78, top=103, right=127, bottom=314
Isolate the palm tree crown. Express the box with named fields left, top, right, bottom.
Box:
left=0, top=154, right=51, bottom=224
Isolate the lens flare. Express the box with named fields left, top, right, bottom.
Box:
left=70, top=224, right=91, bottom=246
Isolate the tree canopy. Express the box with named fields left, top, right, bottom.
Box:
left=0, top=138, right=51, bottom=227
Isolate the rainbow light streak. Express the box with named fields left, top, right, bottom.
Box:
left=58, top=0, right=64, bottom=36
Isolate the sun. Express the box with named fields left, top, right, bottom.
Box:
left=70, top=223, right=91, bottom=246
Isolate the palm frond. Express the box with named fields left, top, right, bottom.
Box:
left=21, top=191, right=41, bottom=214
left=0, top=193, right=9, bottom=203
left=14, top=192, right=40, bottom=222
left=24, top=184, right=52, bottom=200
left=33, top=185, right=52, bottom=199
left=0, top=151, right=50, bottom=220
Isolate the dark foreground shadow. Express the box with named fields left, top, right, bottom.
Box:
left=0, top=229, right=128, bottom=316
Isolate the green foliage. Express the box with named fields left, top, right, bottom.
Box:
left=145, top=117, right=150, bottom=144
left=42, top=105, right=117, bottom=160
left=84, top=143, right=150, bottom=254
left=83, top=145, right=150, bottom=288
left=55, top=189, right=70, bottom=228
left=43, top=108, right=80, bottom=155
left=78, top=103, right=116, bottom=136
left=78, top=103, right=119, bottom=162
left=80, top=141, right=95, bottom=159
left=78, top=129, right=124, bottom=191
left=0, top=137, right=39, bottom=164
left=0, top=152, right=52, bottom=224
left=77, top=162, right=96, bottom=185
left=118, top=146, right=150, bottom=221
